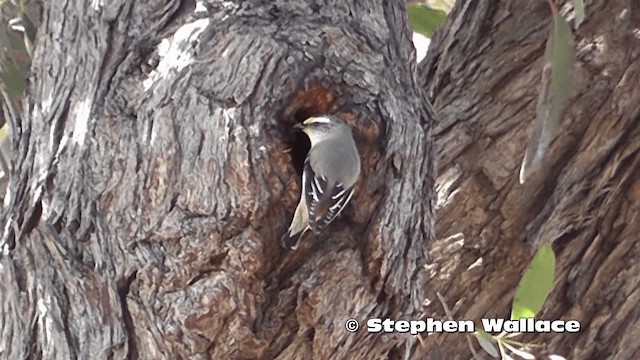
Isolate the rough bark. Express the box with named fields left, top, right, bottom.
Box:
left=419, top=0, right=639, bottom=358
left=0, top=1, right=434, bottom=359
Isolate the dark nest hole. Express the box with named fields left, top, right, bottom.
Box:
left=285, top=108, right=319, bottom=176
left=281, top=86, right=338, bottom=175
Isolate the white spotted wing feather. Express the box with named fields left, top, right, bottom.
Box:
left=303, top=159, right=355, bottom=234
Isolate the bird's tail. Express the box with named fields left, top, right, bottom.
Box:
left=281, top=228, right=308, bottom=250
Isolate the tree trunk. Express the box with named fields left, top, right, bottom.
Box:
left=1, top=1, right=434, bottom=359
left=419, top=0, right=639, bottom=358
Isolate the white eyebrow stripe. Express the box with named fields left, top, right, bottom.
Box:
left=308, top=116, right=331, bottom=124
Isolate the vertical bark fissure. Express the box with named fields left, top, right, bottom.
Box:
left=119, top=272, right=138, bottom=360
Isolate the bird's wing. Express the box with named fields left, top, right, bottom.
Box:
left=303, top=159, right=355, bottom=234
left=281, top=172, right=310, bottom=250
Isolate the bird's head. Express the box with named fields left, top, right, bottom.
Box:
left=295, top=115, right=350, bottom=145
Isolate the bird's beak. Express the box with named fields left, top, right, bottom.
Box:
left=293, top=123, right=305, bottom=130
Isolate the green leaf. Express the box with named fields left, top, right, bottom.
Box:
left=520, top=10, right=574, bottom=184
left=511, top=243, right=556, bottom=320
left=407, top=4, right=448, bottom=38
left=543, top=11, right=574, bottom=137
left=574, top=0, right=585, bottom=29
left=474, top=330, right=499, bottom=358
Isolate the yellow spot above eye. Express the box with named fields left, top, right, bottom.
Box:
left=303, top=116, right=331, bottom=125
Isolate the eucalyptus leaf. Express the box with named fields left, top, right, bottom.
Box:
left=475, top=330, right=499, bottom=358
left=511, top=243, right=556, bottom=320
left=574, top=0, right=585, bottom=29
left=520, top=10, right=574, bottom=183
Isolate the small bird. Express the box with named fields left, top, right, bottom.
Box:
left=282, top=115, right=361, bottom=250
